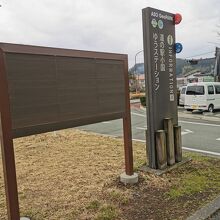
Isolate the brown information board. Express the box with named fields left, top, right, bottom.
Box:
left=1, top=43, right=128, bottom=138
left=142, top=7, right=178, bottom=168
left=0, top=43, right=133, bottom=220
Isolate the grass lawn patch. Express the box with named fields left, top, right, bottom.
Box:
left=0, top=129, right=220, bottom=219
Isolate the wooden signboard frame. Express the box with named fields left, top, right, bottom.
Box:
left=0, top=43, right=133, bottom=220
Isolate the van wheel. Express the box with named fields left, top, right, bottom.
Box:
left=208, top=104, right=214, bottom=113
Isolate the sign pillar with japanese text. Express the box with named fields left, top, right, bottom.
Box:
left=142, top=7, right=178, bottom=169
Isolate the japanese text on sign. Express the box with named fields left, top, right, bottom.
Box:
left=153, top=32, right=159, bottom=91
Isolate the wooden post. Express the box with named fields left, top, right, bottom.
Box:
left=164, top=118, right=175, bottom=166
left=145, top=129, right=150, bottom=163
left=0, top=50, right=20, bottom=219
left=123, top=56, right=134, bottom=176
left=155, top=130, right=167, bottom=170
left=123, top=116, right=133, bottom=175
left=174, top=125, right=182, bottom=162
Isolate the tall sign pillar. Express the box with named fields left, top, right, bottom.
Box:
left=142, top=7, right=182, bottom=169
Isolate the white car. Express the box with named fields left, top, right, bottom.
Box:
left=179, top=86, right=186, bottom=106
left=184, top=82, right=220, bottom=112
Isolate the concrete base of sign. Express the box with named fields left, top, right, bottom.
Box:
left=140, top=157, right=191, bottom=176
left=20, top=217, right=31, bottom=220
left=120, top=172, right=138, bottom=185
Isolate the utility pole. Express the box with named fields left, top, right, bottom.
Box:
left=214, top=47, right=220, bottom=82
left=134, top=50, right=143, bottom=93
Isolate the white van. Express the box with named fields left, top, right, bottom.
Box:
left=179, top=86, right=187, bottom=106
left=184, top=82, right=220, bottom=112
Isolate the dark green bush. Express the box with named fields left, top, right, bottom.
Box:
left=140, top=96, right=146, bottom=107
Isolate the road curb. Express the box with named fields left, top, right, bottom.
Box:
left=187, top=195, right=220, bottom=220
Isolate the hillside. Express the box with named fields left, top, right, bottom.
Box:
left=129, top=58, right=215, bottom=76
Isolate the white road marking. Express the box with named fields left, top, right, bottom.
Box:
left=131, top=112, right=220, bottom=128
left=181, top=129, right=194, bottom=136
left=102, top=121, right=112, bottom=124
left=135, top=128, right=194, bottom=135
left=179, top=120, right=220, bottom=127
left=136, top=127, right=147, bottom=130
left=182, top=147, right=220, bottom=157
left=132, top=138, right=220, bottom=157
left=100, top=133, right=118, bottom=138
left=131, top=112, right=146, bottom=117
left=135, top=128, right=193, bottom=135
left=216, top=138, right=220, bottom=141
left=132, top=138, right=145, bottom=143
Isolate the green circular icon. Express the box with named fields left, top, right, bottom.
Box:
left=167, top=35, right=174, bottom=45
left=151, top=19, right=157, bottom=28
left=158, top=20, right=164, bottom=29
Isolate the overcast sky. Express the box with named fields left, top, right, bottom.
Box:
left=0, top=0, right=219, bottom=67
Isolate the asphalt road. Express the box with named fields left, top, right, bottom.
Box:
left=78, top=106, right=220, bottom=156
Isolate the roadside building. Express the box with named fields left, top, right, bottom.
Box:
left=177, top=77, right=187, bottom=88
left=137, top=74, right=145, bottom=90
left=177, top=70, right=214, bottom=88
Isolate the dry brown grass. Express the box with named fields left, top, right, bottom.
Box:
left=1, top=129, right=220, bottom=220
left=0, top=129, right=145, bottom=220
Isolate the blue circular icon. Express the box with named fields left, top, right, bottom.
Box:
left=158, top=20, right=164, bottom=29
left=175, top=43, right=183, bottom=53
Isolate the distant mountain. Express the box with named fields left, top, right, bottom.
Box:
left=129, top=58, right=215, bottom=76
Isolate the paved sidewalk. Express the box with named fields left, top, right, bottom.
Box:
left=187, top=196, right=220, bottom=220
left=209, top=209, right=220, bottom=220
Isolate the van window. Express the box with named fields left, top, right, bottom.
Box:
left=181, top=87, right=186, bottom=94
left=208, top=85, right=214, bottom=95
left=215, top=85, right=220, bottom=94
left=186, top=86, right=205, bottom=95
